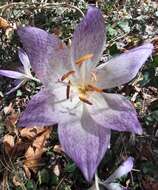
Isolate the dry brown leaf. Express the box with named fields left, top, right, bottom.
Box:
left=32, top=128, right=51, bottom=149
left=3, top=102, right=19, bottom=133
left=12, top=176, right=21, bottom=187
left=13, top=139, right=30, bottom=156
left=3, top=134, right=14, bottom=154
left=20, top=127, right=48, bottom=140
left=52, top=27, right=62, bottom=36
left=0, top=17, right=11, bottom=30
left=1, top=171, right=8, bottom=190
left=23, top=165, right=31, bottom=179
left=5, top=112, right=18, bottom=127
left=23, top=128, right=52, bottom=177
left=24, top=144, right=43, bottom=174
left=3, top=103, right=13, bottom=115
left=53, top=164, right=60, bottom=176
left=53, top=145, right=64, bottom=154
left=143, top=180, right=158, bottom=190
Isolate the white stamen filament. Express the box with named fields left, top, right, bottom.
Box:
left=60, top=53, right=104, bottom=105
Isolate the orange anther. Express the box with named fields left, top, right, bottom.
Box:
left=61, top=70, right=75, bottom=81
left=87, top=84, right=103, bottom=93
left=79, top=95, right=93, bottom=105
left=75, top=54, right=93, bottom=66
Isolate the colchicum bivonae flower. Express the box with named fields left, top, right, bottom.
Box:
left=0, top=48, right=39, bottom=94
left=17, top=5, right=153, bottom=182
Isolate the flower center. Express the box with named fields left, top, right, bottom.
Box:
left=60, top=54, right=104, bottom=105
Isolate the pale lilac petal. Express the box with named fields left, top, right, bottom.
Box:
left=18, top=89, right=57, bottom=127
left=87, top=93, right=142, bottom=134
left=6, top=80, right=25, bottom=95
left=96, top=43, right=153, bottom=89
left=58, top=107, right=111, bottom=182
left=105, top=157, right=134, bottom=183
left=18, top=48, right=31, bottom=75
left=71, top=5, right=105, bottom=67
left=104, top=183, right=123, bottom=190
left=0, top=70, right=26, bottom=79
left=52, top=83, right=83, bottom=124
left=17, top=27, right=71, bottom=89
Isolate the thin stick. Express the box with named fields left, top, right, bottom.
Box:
left=95, top=173, right=100, bottom=190
left=0, top=2, right=84, bottom=16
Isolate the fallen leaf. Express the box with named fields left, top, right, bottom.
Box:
left=3, top=134, right=14, bottom=154
left=5, top=112, right=18, bottom=127
left=0, top=17, right=11, bottom=30
left=20, top=127, right=48, bottom=140
left=12, top=176, right=21, bottom=187
left=53, top=145, right=64, bottom=154
left=3, top=103, right=13, bottom=115
left=23, top=165, right=31, bottom=179
left=52, top=27, right=62, bottom=36
left=13, top=139, right=30, bottom=156
left=143, top=179, right=158, bottom=190
left=23, top=128, right=52, bottom=177
left=53, top=164, right=60, bottom=176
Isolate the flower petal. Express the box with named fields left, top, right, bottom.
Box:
left=105, top=157, right=134, bottom=183
left=87, top=93, right=142, bottom=134
left=104, top=183, right=123, bottom=190
left=18, top=48, right=31, bottom=76
left=0, top=70, right=26, bottom=79
left=58, top=106, right=111, bottom=182
left=96, top=43, right=153, bottom=89
left=17, top=27, right=71, bottom=89
left=18, top=89, right=57, bottom=127
left=52, top=82, right=83, bottom=123
left=71, top=5, right=105, bottom=67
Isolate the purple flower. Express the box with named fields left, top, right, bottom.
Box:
left=17, top=5, right=153, bottom=182
left=0, top=49, right=39, bottom=94
left=103, top=157, right=134, bottom=190
left=90, top=157, right=134, bottom=190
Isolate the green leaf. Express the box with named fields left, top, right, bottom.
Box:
left=109, top=43, right=120, bottom=55
left=16, top=90, right=22, bottom=97
left=118, top=21, right=130, bottom=33
left=50, top=175, right=59, bottom=186
left=141, top=162, right=158, bottom=176
left=150, top=110, right=158, bottom=122
left=107, top=26, right=118, bottom=37
left=38, top=169, right=49, bottom=185
left=25, top=180, right=36, bottom=190
left=139, top=72, right=150, bottom=86
left=64, top=162, right=76, bottom=173
left=152, top=55, right=158, bottom=67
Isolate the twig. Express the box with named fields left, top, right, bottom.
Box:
left=55, top=176, right=66, bottom=190
left=0, top=2, right=84, bottom=16
left=42, top=3, right=84, bottom=16
left=0, top=2, right=25, bottom=10
left=95, top=173, right=101, bottom=190
left=106, top=32, right=129, bottom=47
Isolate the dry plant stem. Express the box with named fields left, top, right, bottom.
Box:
left=55, top=176, right=66, bottom=190
left=0, top=2, right=84, bottom=16
left=106, top=32, right=129, bottom=48
left=2, top=171, right=8, bottom=190
left=95, top=173, right=100, bottom=190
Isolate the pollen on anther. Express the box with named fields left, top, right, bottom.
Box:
left=87, top=84, right=103, bottom=93
left=79, top=95, right=93, bottom=105
left=61, top=70, right=75, bottom=81
left=75, top=54, right=93, bottom=66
